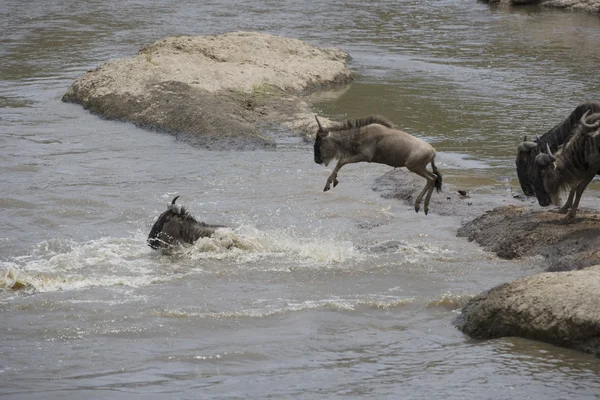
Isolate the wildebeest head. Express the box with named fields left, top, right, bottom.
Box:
left=148, top=196, right=225, bottom=250
left=515, top=135, right=539, bottom=196
left=147, top=196, right=182, bottom=249
left=531, top=143, right=557, bottom=207
left=313, top=116, right=335, bottom=166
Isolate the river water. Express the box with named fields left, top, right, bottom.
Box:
left=2, top=0, right=600, bottom=398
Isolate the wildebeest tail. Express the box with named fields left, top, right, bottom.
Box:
left=431, top=158, right=442, bottom=193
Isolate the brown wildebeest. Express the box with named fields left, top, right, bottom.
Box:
left=147, top=196, right=225, bottom=249
left=313, top=115, right=442, bottom=215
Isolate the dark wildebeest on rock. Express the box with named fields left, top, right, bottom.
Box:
left=313, top=115, right=442, bottom=215
left=147, top=196, right=225, bottom=249
left=533, top=110, right=600, bottom=220
left=516, top=101, right=600, bottom=213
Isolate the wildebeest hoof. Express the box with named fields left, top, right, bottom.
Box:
left=424, top=207, right=429, bottom=215
left=323, top=184, right=331, bottom=192
left=333, top=179, right=339, bottom=188
left=565, top=213, right=576, bottom=221
left=414, top=204, right=420, bottom=213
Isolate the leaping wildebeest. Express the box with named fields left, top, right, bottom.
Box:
left=516, top=101, right=600, bottom=213
left=147, top=196, right=225, bottom=249
left=313, top=115, right=442, bottom=215
left=533, top=110, right=600, bottom=220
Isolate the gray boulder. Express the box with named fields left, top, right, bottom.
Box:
left=456, top=266, right=600, bottom=356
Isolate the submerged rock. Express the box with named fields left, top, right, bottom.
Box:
left=63, top=32, right=353, bottom=149
left=455, top=266, right=600, bottom=356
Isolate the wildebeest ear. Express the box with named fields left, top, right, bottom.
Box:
left=535, top=153, right=553, bottom=168
left=518, top=141, right=538, bottom=152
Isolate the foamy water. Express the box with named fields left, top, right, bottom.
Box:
left=1, top=223, right=467, bottom=297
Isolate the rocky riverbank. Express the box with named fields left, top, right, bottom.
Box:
left=376, top=168, right=600, bottom=356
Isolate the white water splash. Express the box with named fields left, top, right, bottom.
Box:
left=0, top=225, right=366, bottom=295
left=183, top=225, right=364, bottom=265
left=1, top=224, right=462, bottom=297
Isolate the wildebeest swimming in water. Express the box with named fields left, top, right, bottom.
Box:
left=313, top=115, right=442, bottom=215
left=147, top=196, right=225, bottom=249
left=516, top=101, right=600, bottom=213
left=533, top=110, right=600, bottom=220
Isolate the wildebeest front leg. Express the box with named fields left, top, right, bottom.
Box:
left=324, top=155, right=368, bottom=192
left=565, top=174, right=595, bottom=220
left=557, top=189, right=575, bottom=214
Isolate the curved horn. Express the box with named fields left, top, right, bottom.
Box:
left=545, top=143, right=556, bottom=161
left=581, top=109, right=600, bottom=130
left=315, top=116, right=324, bottom=132
left=171, top=196, right=180, bottom=205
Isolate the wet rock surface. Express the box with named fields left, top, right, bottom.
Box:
left=455, top=266, right=600, bottom=356
left=457, top=205, right=600, bottom=272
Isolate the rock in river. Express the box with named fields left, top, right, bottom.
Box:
left=62, top=31, right=353, bottom=149
left=455, top=266, right=600, bottom=357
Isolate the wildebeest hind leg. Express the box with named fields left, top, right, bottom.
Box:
left=411, top=168, right=436, bottom=214
left=423, top=172, right=439, bottom=215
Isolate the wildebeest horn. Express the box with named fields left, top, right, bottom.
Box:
left=545, top=143, right=556, bottom=161
left=315, top=116, right=324, bottom=132
left=171, top=196, right=180, bottom=205
left=581, top=109, right=600, bottom=130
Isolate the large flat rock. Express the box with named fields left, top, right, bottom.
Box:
left=455, top=266, right=600, bottom=356
left=63, top=32, right=353, bottom=149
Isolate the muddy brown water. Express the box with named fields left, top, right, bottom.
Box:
left=2, top=1, right=600, bottom=398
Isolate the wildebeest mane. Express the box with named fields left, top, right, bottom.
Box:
left=326, top=115, right=394, bottom=133
left=534, top=102, right=600, bottom=153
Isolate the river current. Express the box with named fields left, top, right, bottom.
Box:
left=2, top=1, right=600, bottom=398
